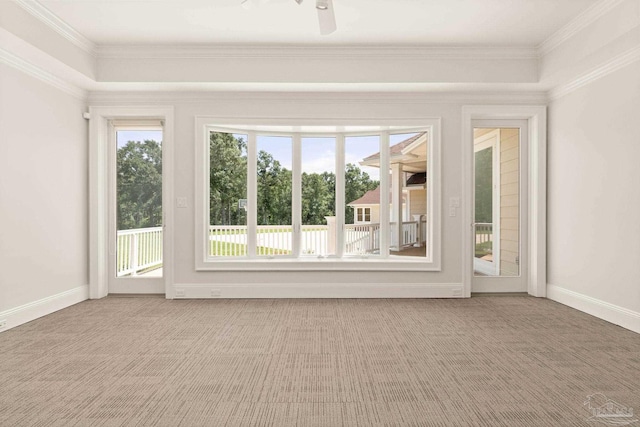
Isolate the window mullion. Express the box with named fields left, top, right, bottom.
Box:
left=379, top=131, right=390, bottom=257
left=247, top=132, right=257, bottom=258
left=292, top=133, right=302, bottom=258
left=336, top=134, right=345, bottom=258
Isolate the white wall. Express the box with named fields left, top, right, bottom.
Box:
left=543, top=0, right=640, bottom=333
left=0, top=63, right=88, bottom=318
left=548, top=60, right=640, bottom=319
left=86, top=92, right=550, bottom=298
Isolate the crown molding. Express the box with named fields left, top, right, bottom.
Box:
left=0, top=47, right=87, bottom=100
left=538, top=0, right=625, bottom=56
left=87, top=90, right=547, bottom=105
left=12, top=0, right=97, bottom=56
left=549, top=45, right=640, bottom=100
left=96, top=44, right=539, bottom=60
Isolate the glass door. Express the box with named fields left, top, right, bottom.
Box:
left=472, top=120, right=528, bottom=293
left=108, top=121, right=165, bottom=293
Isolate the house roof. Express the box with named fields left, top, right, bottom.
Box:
left=348, top=186, right=407, bottom=206
left=361, top=132, right=426, bottom=163
left=348, top=187, right=381, bottom=206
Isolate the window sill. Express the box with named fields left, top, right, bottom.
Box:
left=196, top=257, right=440, bottom=272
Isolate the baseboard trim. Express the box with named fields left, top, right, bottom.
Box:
left=0, top=285, right=89, bottom=332
left=173, top=283, right=464, bottom=299
left=547, top=285, right=640, bottom=334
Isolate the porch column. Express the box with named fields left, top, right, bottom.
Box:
left=391, top=163, right=403, bottom=250
left=324, top=216, right=336, bottom=256
left=413, top=214, right=423, bottom=247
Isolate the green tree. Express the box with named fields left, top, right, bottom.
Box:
left=302, top=172, right=333, bottom=225
left=210, top=132, right=247, bottom=225
left=257, top=150, right=292, bottom=225
left=344, top=163, right=378, bottom=224
left=474, top=148, right=493, bottom=223
left=117, top=140, right=162, bottom=230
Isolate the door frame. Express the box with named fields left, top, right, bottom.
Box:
left=89, top=106, right=175, bottom=299
left=471, top=120, right=528, bottom=293
left=462, top=105, right=546, bottom=298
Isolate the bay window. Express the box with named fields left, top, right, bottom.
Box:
left=195, top=121, right=441, bottom=271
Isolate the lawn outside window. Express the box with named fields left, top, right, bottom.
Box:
left=194, top=120, right=441, bottom=272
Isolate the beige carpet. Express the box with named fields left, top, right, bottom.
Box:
left=0, top=296, right=638, bottom=426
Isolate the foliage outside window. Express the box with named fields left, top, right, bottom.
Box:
left=117, top=138, right=162, bottom=230
left=197, top=124, right=439, bottom=269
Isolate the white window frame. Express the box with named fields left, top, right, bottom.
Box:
left=195, top=118, right=442, bottom=272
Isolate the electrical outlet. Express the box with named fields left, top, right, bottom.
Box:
left=0, top=319, right=7, bottom=330
left=452, top=289, right=462, bottom=297
left=211, top=289, right=221, bottom=297
left=175, top=289, right=185, bottom=298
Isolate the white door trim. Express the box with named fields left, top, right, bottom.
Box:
left=89, top=106, right=175, bottom=299
left=461, top=105, right=547, bottom=298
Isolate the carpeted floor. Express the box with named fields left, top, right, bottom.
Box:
left=0, top=296, right=638, bottom=426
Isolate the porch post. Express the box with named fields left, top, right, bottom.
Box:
left=391, top=163, right=403, bottom=250
left=413, top=214, right=423, bottom=247
left=324, top=216, right=336, bottom=256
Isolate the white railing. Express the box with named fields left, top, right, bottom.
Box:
left=208, top=219, right=426, bottom=257
left=397, top=221, right=419, bottom=248
left=301, top=225, right=329, bottom=255
left=208, top=225, right=331, bottom=256
left=475, top=223, right=493, bottom=246
left=344, top=223, right=380, bottom=254
left=256, top=225, right=293, bottom=255
left=474, top=223, right=496, bottom=275
left=116, top=227, right=163, bottom=276
left=209, top=225, right=248, bottom=257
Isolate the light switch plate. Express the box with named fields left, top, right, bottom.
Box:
left=176, top=197, right=188, bottom=208
left=450, top=197, right=460, bottom=207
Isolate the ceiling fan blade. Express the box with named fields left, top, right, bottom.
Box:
left=317, top=0, right=337, bottom=35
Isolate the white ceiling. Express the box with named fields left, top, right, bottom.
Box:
left=39, top=0, right=599, bottom=46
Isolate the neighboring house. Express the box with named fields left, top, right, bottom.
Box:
left=347, top=132, right=428, bottom=225
left=347, top=186, right=407, bottom=224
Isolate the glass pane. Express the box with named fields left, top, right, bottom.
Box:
left=209, top=132, right=248, bottom=257
left=257, top=135, right=293, bottom=256
left=301, top=137, right=336, bottom=256
left=388, top=132, right=428, bottom=259
left=116, top=129, right=163, bottom=277
left=473, top=128, right=520, bottom=276
left=344, top=135, right=380, bottom=255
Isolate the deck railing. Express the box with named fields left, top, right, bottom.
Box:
left=475, top=223, right=493, bottom=244
left=117, top=220, right=427, bottom=268
left=116, top=227, right=163, bottom=276
left=344, top=223, right=380, bottom=254
left=207, top=220, right=426, bottom=256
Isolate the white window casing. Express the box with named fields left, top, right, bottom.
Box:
left=194, top=119, right=442, bottom=272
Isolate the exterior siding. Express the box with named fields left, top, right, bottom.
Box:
left=409, top=189, right=427, bottom=218
left=499, top=128, right=520, bottom=276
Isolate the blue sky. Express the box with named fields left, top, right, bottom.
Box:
left=253, top=133, right=417, bottom=181
left=116, top=130, right=162, bottom=149
left=117, top=130, right=417, bottom=182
